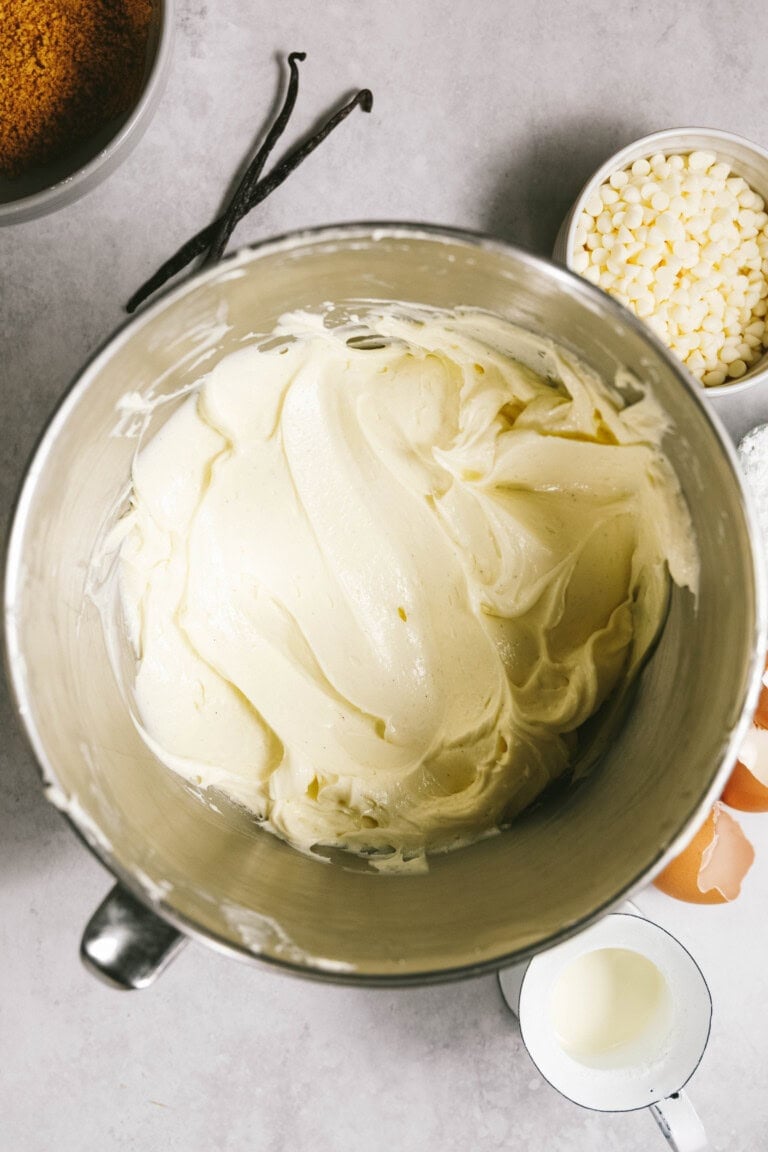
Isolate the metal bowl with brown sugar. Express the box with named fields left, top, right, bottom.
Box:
left=0, top=0, right=174, bottom=225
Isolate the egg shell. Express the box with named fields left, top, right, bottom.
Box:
left=653, top=803, right=754, bottom=904
left=752, top=668, right=768, bottom=729
left=722, top=757, right=768, bottom=812
left=654, top=809, right=726, bottom=904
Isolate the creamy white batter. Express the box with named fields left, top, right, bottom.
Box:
left=116, top=307, right=697, bottom=861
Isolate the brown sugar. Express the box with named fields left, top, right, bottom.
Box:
left=0, top=0, right=153, bottom=178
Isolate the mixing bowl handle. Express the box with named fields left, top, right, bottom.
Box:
left=80, top=883, right=187, bottom=990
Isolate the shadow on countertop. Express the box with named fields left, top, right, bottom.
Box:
left=481, top=117, right=649, bottom=257
left=0, top=676, right=72, bottom=869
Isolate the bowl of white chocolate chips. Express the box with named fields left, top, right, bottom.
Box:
left=554, top=128, right=768, bottom=393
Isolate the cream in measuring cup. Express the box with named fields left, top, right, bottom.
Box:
left=498, top=913, right=712, bottom=1151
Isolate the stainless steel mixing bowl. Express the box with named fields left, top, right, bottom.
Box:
left=5, top=224, right=765, bottom=987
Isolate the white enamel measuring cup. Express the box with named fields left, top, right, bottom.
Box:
left=498, top=913, right=712, bottom=1150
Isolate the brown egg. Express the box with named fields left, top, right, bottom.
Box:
left=722, top=756, right=768, bottom=813
left=654, top=802, right=755, bottom=904
left=723, top=665, right=768, bottom=811
left=753, top=660, right=768, bottom=730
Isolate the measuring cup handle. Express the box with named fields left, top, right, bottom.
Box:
left=649, top=1091, right=709, bottom=1152
left=81, top=883, right=187, bottom=990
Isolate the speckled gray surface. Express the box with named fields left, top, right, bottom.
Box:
left=3, top=2, right=768, bottom=1149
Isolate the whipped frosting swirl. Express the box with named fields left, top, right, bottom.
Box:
left=116, top=308, right=698, bottom=860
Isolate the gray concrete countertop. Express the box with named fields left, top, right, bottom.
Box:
left=3, top=2, right=768, bottom=1149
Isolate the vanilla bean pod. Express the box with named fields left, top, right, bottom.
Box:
left=126, top=57, right=373, bottom=313
left=127, top=49, right=306, bottom=314
left=208, top=86, right=373, bottom=268
left=204, top=50, right=306, bottom=267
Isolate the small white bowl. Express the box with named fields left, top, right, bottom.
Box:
left=0, top=0, right=174, bottom=225
left=554, top=127, right=768, bottom=397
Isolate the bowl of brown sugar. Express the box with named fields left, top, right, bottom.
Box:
left=0, top=0, right=173, bottom=224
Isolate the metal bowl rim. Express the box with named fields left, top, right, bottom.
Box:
left=5, top=220, right=766, bottom=984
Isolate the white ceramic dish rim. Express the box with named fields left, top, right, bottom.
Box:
left=554, top=126, right=768, bottom=399
left=0, top=0, right=175, bottom=225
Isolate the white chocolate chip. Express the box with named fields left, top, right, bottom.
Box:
left=572, top=250, right=589, bottom=273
